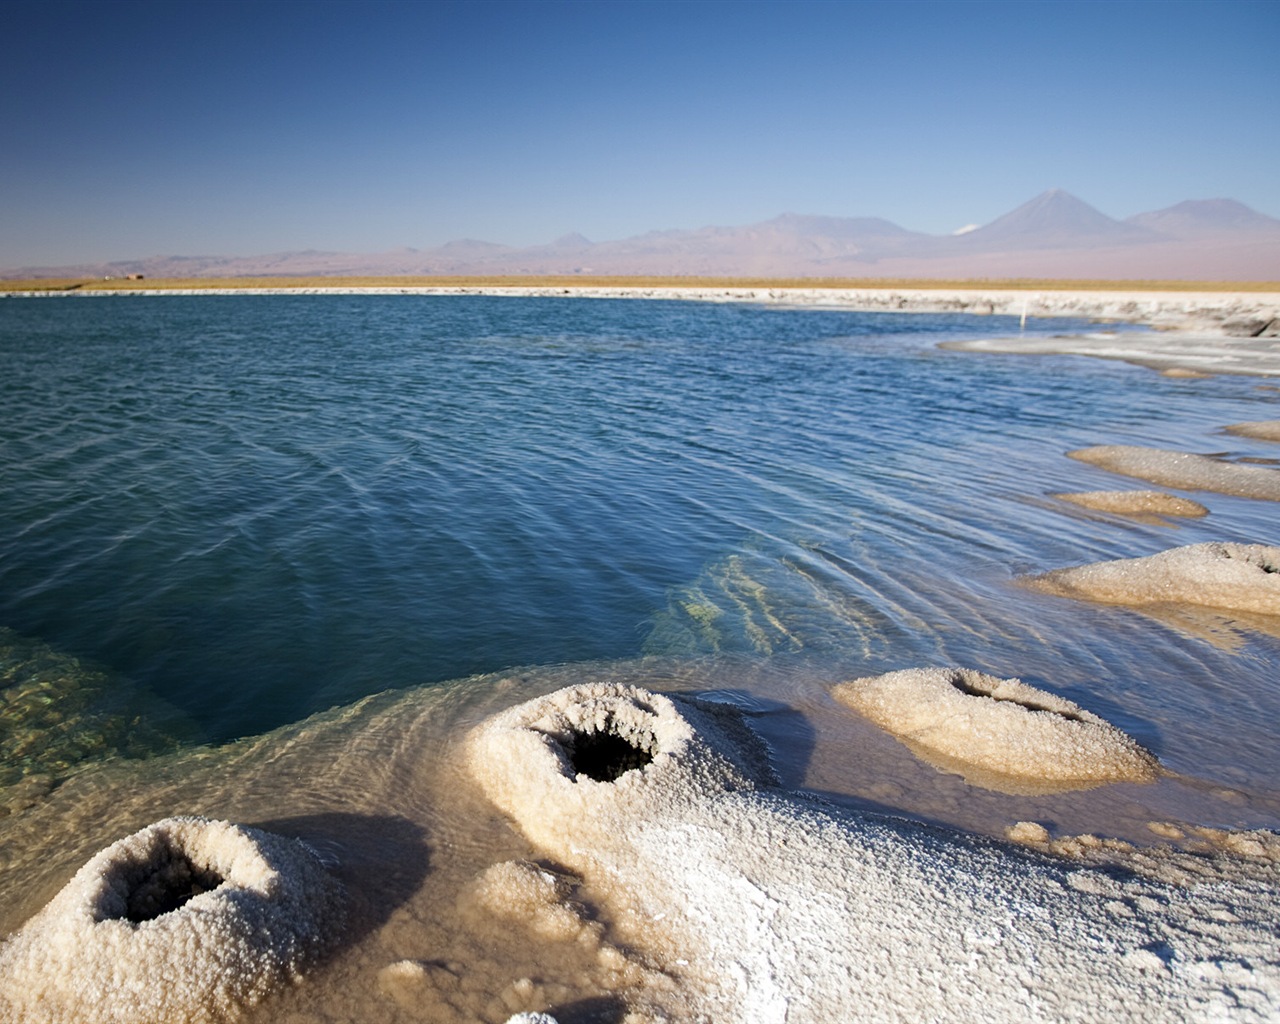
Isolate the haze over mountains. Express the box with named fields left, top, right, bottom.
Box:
left=8, top=190, right=1280, bottom=281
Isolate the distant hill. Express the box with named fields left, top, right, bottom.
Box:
left=6, top=190, right=1280, bottom=281
left=957, top=188, right=1158, bottom=250
left=1125, top=199, right=1280, bottom=238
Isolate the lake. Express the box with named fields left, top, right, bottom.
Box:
left=2, top=292, right=1278, bottom=846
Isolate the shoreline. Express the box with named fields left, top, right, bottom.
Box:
left=3, top=281, right=1277, bottom=325
left=8, top=282, right=1278, bottom=376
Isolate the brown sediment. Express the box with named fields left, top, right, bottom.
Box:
left=831, top=668, right=1160, bottom=793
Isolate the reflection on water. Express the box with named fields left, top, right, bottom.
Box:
left=0, top=295, right=1278, bottom=1017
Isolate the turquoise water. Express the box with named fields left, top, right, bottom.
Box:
left=1, top=294, right=1278, bottom=815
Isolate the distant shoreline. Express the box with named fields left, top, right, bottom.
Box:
left=5, top=276, right=1278, bottom=375
left=4, top=273, right=1280, bottom=293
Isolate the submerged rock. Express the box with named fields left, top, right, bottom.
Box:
left=831, top=668, right=1160, bottom=791
left=1027, top=541, right=1280, bottom=617
left=0, top=628, right=193, bottom=796
left=0, top=816, right=345, bottom=1023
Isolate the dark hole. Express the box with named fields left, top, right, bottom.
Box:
left=120, top=848, right=226, bottom=923
left=947, top=674, right=1083, bottom=723
left=568, top=728, right=653, bottom=783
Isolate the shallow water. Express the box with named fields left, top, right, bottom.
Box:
left=1, top=295, right=1278, bottom=1019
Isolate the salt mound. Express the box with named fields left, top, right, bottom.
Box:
left=1068, top=444, right=1280, bottom=501
left=0, top=816, right=345, bottom=1024
left=1052, top=489, right=1208, bottom=518
left=470, top=684, right=1279, bottom=1022
left=1028, top=542, right=1280, bottom=616
left=467, top=682, right=767, bottom=859
left=1225, top=420, right=1280, bottom=443
left=831, top=668, right=1159, bottom=788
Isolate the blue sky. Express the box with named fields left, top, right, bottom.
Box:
left=2, top=0, right=1277, bottom=266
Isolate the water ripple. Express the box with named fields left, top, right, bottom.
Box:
left=0, top=295, right=1276, bottom=804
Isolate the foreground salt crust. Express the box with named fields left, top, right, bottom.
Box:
left=469, top=683, right=1279, bottom=1022
left=831, top=668, right=1160, bottom=789
left=1027, top=542, right=1280, bottom=616
left=0, top=816, right=344, bottom=1024
left=1069, top=445, right=1280, bottom=501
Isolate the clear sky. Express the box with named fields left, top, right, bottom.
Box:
left=2, top=0, right=1277, bottom=266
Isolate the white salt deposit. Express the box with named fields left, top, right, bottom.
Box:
left=1225, top=419, right=1280, bottom=443
left=1052, top=489, right=1208, bottom=518
left=469, top=683, right=1279, bottom=1022
left=0, top=816, right=344, bottom=1024
left=1028, top=541, right=1280, bottom=616
left=1068, top=444, right=1280, bottom=501
left=831, top=668, right=1160, bottom=789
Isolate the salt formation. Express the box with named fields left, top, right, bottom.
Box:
left=470, top=683, right=1279, bottom=1022
left=0, top=816, right=345, bottom=1024
left=1052, top=489, right=1208, bottom=518
left=1068, top=444, right=1280, bottom=501
left=831, top=668, right=1160, bottom=788
left=1225, top=420, right=1280, bottom=443
left=1028, top=541, right=1280, bottom=616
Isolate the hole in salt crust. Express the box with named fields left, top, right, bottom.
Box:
left=102, top=839, right=226, bottom=924
left=567, top=725, right=654, bottom=782
left=946, top=674, right=1084, bottom=723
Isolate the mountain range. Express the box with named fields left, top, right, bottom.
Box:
left=7, top=190, right=1280, bottom=281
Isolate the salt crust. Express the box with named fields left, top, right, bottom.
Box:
left=1051, top=489, right=1208, bottom=518
left=1224, top=420, right=1280, bottom=443
left=0, top=816, right=344, bottom=1024
left=470, top=683, right=1279, bottom=1022
left=1027, top=541, right=1280, bottom=616
left=1068, top=444, right=1280, bottom=501
left=830, top=668, right=1160, bottom=787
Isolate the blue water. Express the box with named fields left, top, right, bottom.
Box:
left=1, top=294, right=1278, bottom=804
